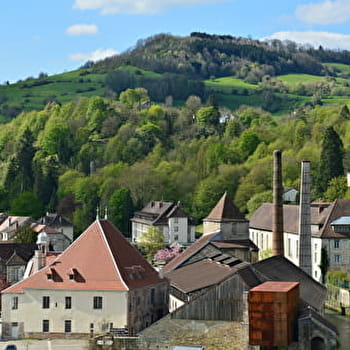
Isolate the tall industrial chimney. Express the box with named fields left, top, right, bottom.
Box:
left=272, top=150, right=284, bottom=256
left=298, top=161, right=312, bottom=276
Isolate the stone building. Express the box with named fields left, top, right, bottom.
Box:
left=2, top=219, right=169, bottom=339
left=249, top=199, right=350, bottom=281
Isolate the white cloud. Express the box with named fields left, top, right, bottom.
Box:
left=66, top=24, right=98, bottom=36
left=264, top=31, right=350, bottom=50
left=73, top=0, right=227, bottom=15
left=295, top=0, right=350, bottom=25
left=69, top=48, right=118, bottom=62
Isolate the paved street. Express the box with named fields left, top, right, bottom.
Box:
left=0, top=339, right=89, bottom=350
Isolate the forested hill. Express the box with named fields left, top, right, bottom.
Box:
left=94, top=32, right=350, bottom=78
left=2, top=32, right=350, bottom=121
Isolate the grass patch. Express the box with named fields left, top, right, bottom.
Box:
left=324, top=62, right=350, bottom=74
left=277, top=73, right=326, bottom=87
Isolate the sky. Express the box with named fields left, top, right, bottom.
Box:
left=1, top=0, right=350, bottom=83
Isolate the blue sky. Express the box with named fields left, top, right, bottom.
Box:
left=1, top=0, right=350, bottom=82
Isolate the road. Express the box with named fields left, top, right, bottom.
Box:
left=0, top=339, right=89, bottom=350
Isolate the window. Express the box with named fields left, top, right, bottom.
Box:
left=65, top=296, right=72, bottom=309
left=150, top=288, right=155, bottom=305
left=174, top=217, right=178, bottom=224
left=42, top=296, right=50, bottom=309
left=47, top=273, right=53, bottom=280
left=288, top=238, right=292, bottom=257
left=43, top=320, right=49, bottom=332
left=334, top=240, right=340, bottom=249
left=334, top=255, right=341, bottom=264
left=12, top=296, right=18, bottom=310
left=174, top=226, right=179, bottom=232
left=174, top=234, right=179, bottom=241
left=93, top=296, right=103, bottom=309
left=65, top=320, right=72, bottom=333
left=314, top=244, right=318, bottom=263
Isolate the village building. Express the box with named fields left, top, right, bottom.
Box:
left=131, top=201, right=195, bottom=246
left=0, top=243, right=36, bottom=289
left=140, top=255, right=336, bottom=350
left=39, top=213, right=74, bottom=242
left=1, top=219, right=169, bottom=339
left=249, top=199, right=350, bottom=282
left=31, top=224, right=71, bottom=252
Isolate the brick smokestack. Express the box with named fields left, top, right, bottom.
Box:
left=299, top=161, right=312, bottom=276
left=272, top=150, right=284, bottom=256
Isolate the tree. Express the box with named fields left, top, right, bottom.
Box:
left=315, top=126, right=344, bottom=196
left=196, top=106, right=220, bottom=127
left=108, top=188, right=134, bottom=236
left=324, top=177, right=347, bottom=201
left=137, top=227, right=165, bottom=261
left=10, top=192, right=43, bottom=219
left=14, top=225, right=37, bottom=244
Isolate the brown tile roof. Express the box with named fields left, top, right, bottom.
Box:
left=0, top=243, right=36, bottom=263
left=211, top=239, right=258, bottom=251
left=32, top=224, right=60, bottom=234
left=204, top=192, right=246, bottom=221
left=249, top=201, right=350, bottom=238
left=165, top=258, right=247, bottom=294
left=3, top=220, right=166, bottom=293
left=161, top=232, right=219, bottom=273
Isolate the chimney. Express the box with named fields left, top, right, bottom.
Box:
left=272, top=150, right=284, bottom=256
left=298, top=161, right=312, bottom=276
left=33, top=250, right=45, bottom=273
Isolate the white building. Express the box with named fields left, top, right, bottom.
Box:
left=249, top=199, right=350, bottom=282
left=1, top=219, right=169, bottom=339
left=131, top=201, right=195, bottom=246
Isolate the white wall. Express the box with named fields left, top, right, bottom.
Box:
left=3, top=289, right=128, bottom=336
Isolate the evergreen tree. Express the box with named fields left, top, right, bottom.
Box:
left=315, top=126, right=344, bottom=196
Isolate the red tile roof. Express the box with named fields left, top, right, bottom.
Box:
left=3, top=220, right=166, bottom=293
left=250, top=281, right=299, bottom=293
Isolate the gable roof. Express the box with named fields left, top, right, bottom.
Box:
left=131, top=201, right=194, bottom=226
left=3, top=220, right=166, bottom=293
left=0, top=216, right=33, bottom=234
left=252, top=255, right=326, bottom=311
left=40, top=213, right=72, bottom=227
left=165, top=257, right=248, bottom=294
left=0, top=243, right=36, bottom=264
left=161, top=232, right=220, bottom=274
left=204, top=192, right=246, bottom=222
left=250, top=200, right=350, bottom=238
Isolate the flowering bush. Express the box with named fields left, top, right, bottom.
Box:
left=154, top=245, right=181, bottom=263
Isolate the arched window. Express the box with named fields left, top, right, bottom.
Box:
left=311, top=336, right=325, bottom=350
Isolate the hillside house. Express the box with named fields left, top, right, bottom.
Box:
left=2, top=219, right=169, bottom=339
left=131, top=201, right=195, bottom=245
left=249, top=199, right=350, bottom=281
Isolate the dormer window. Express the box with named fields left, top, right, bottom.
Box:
left=47, top=274, right=53, bottom=280
left=69, top=274, right=75, bottom=281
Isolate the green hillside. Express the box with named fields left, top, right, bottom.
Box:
left=2, top=33, right=350, bottom=121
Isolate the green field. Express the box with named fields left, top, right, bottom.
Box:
left=205, top=76, right=258, bottom=93
left=277, top=74, right=326, bottom=87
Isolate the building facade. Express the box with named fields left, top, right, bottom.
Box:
left=131, top=201, right=195, bottom=246
left=2, top=219, right=169, bottom=339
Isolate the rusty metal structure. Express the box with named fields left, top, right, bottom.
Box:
left=299, top=160, right=312, bottom=276
left=272, top=150, right=284, bottom=256
left=249, top=281, right=300, bottom=347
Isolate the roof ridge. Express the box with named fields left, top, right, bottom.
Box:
left=97, top=220, right=129, bottom=291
